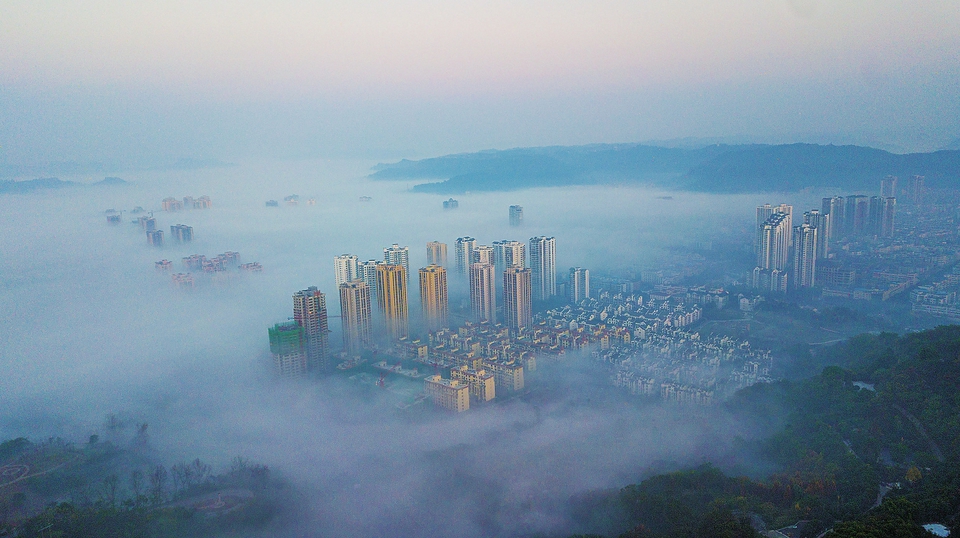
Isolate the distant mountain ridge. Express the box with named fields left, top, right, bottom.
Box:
left=371, top=143, right=960, bottom=194
left=0, top=176, right=128, bottom=194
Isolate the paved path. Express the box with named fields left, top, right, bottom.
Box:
left=0, top=454, right=80, bottom=489
left=893, top=404, right=945, bottom=462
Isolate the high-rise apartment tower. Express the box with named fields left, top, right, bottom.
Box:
left=376, top=264, right=408, bottom=340
left=426, top=241, right=447, bottom=267
left=503, top=267, right=532, bottom=331
left=419, top=265, right=449, bottom=332
left=339, top=280, right=373, bottom=355
left=334, top=254, right=359, bottom=287
left=529, top=236, right=557, bottom=300
left=469, top=263, right=496, bottom=323
left=293, top=286, right=330, bottom=373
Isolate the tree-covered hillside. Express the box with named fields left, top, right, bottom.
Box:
left=570, top=326, right=960, bottom=537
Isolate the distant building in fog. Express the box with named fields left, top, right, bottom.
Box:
left=170, top=224, right=193, bottom=243
left=569, top=267, right=590, bottom=303
left=881, top=197, right=896, bottom=238
left=161, top=197, right=183, bottom=211
left=509, top=205, right=523, bottom=226
left=426, top=241, right=447, bottom=266
left=443, top=198, right=459, bottom=209
left=146, top=230, right=164, bottom=247
left=881, top=175, right=898, bottom=198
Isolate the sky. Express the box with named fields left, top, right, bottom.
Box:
left=1, top=0, right=959, bottom=167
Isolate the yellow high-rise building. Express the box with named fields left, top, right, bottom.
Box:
left=419, top=265, right=448, bottom=332
left=376, top=264, right=408, bottom=340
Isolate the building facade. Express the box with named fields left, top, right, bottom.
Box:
left=469, top=262, right=496, bottom=323
left=419, top=265, right=449, bottom=332
left=454, top=237, right=477, bottom=275
left=426, top=241, right=447, bottom=267
left=424, top=375, right=470, bottom=412
left=339, top=280, right=373, bottom=355
left=792, top=224, right=818, bottom=289
left=376, top=264, right=409, bottom=340
left=529, top=236, right=557, bottom=300
left=509, top=205, right=523, bottom=226
left=358, top=260, right=381, bottom=294
left=334, top=254, right=359, bottom=287
left=293, top=286, right=330, bottom=373
left=569, top=267, right=590, bottom=303
left=493, top=240, right=525, bottom=271
left=384, top=244, right=410, bottom=281
left=450, top=365, right=496, bottom=402
left=503, top=267, right=533, bottom=331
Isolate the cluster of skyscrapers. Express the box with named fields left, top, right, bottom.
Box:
left=752, top=177, right=899, bottom=292
left=269, top=234, right=592, bottom=378
left=269, top=287, right=331, bottom=378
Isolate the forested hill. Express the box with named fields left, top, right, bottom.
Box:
left=568, top=326, right=960, bottom=538
left=370, top=143, right=960, bottom=194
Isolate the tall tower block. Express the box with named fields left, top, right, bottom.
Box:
left=376, top=264, right=409, bottom=340
left=419, top=265, right=449, bottom=332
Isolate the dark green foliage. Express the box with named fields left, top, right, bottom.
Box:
left=0, top=437, right=32, bottom=461
left=829, top=498, right=930, bottom=538
left=574, top=326, right=960, bottom=537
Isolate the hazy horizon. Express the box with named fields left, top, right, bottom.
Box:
left=2, top=1, right=959, bottom=170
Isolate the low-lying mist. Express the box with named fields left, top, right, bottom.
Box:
left=1, top=159, right=803, bottom=536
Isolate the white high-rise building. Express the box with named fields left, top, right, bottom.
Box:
left=503, top=267, right=532, bottom=330
left=529, top=236, right=557, bottom=301
left=493, top=240, right=525, bottom=270
left=509, top=205, right=523, bottom=226
left=339, top=280, right=372, bottom=355
left=454, top=237, right=477, bottom=275
left=334, top=254, right=359, bottom=287
left=358, top=260, right=381, bottom=295
left=753, top=212, right=791, bottom=292
left=384, top=244, right=410, bottom=281
left=803, top=210, right=830, bottom=260
left=469, top=263, right=496, bottom=323
left=792, top=224, right=818, bottom=289
left=569, top=267, right=590, bottom=303
left=426, top=241, right=447, bottom=266
left=472, top=245, right=494, bottom=265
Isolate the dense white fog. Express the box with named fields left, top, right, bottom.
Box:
left=1, top=160, right=811, bottom=535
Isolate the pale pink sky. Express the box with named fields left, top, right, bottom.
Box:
left=1, top=0, right=958, bottom=163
